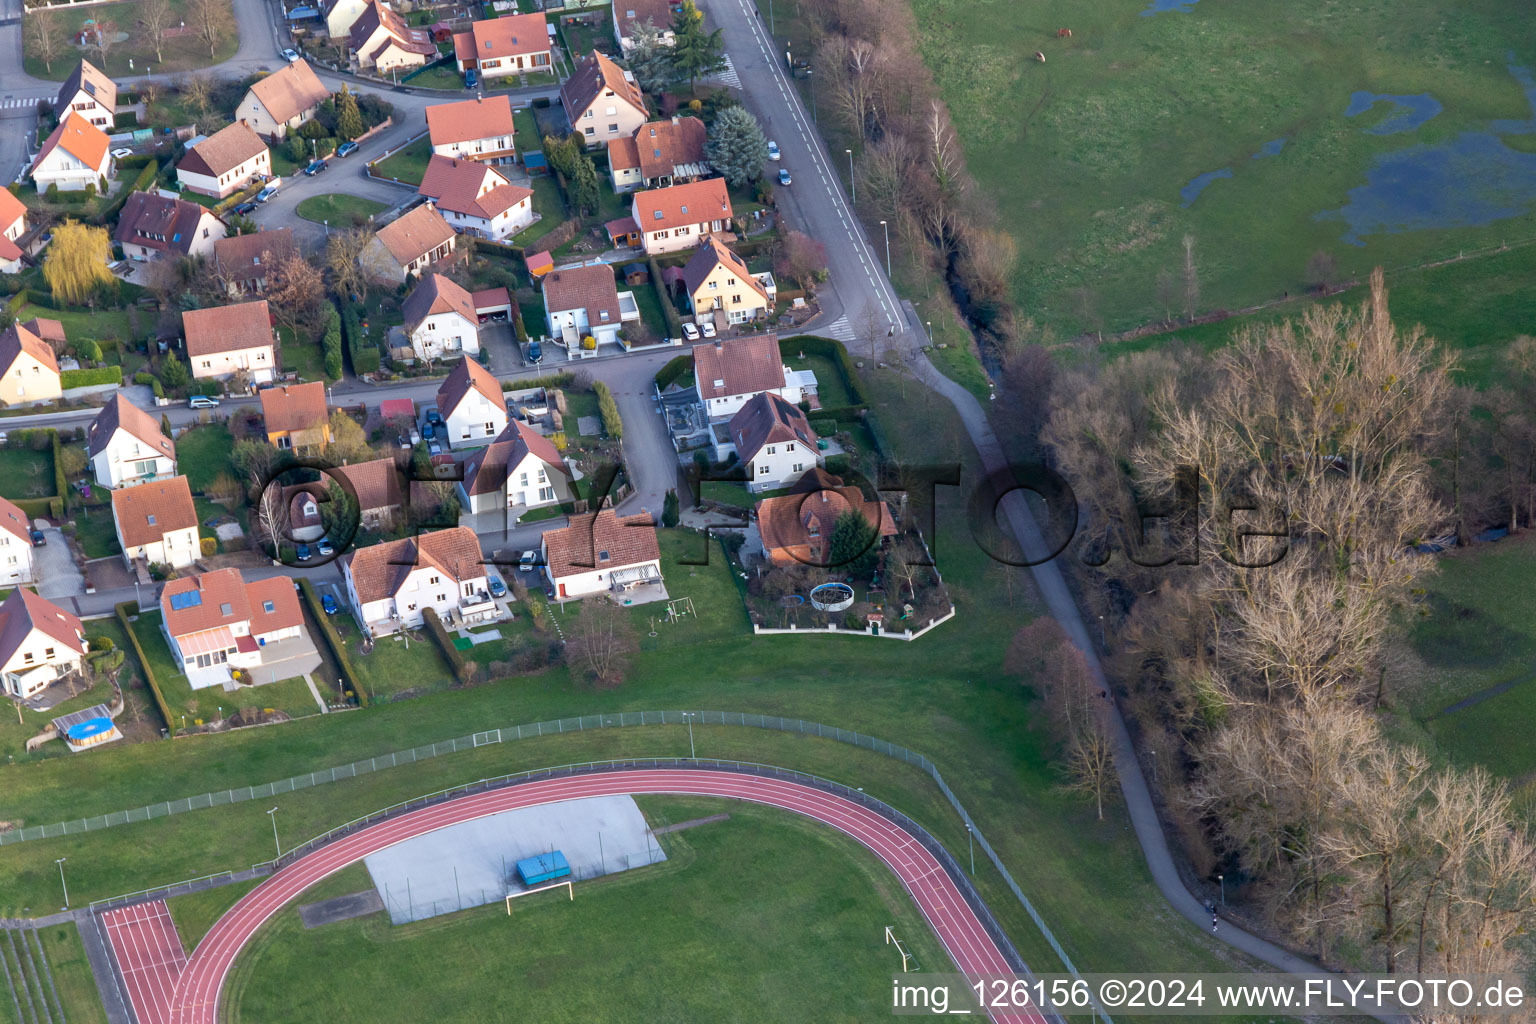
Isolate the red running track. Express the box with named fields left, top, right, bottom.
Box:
left=146, top=769, right=1044, bottom=1024
left=100, top=900, right=188, bottom=1024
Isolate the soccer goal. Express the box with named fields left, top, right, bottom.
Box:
left=505, top=881, right=574, bottom=914
left=885, top=925, right=918, bottom=973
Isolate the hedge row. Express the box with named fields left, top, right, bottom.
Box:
left=134, top=372, right=165, bottom=398
left=500, top=370, right=576, bottom=392
left=298, top=579, right=369, bottom=706
left=592, top=380, right=623, bottom=440
left=98, top=158, right=162, bottom=225
left=421, top=607, right=473, bottom=685
left=11, top=496, right=53, bottom=519
left=321, top=304, right=343, bottom=380
left=780, top=335, right=869, bottom=406
left=50, top=430, right=67, bottom=510
left=60, top=366, right=123, bottom=389
left=115, top=601, right=175, bottom=737
left=647, top=258, right=682, bottom=337
left=654, top=354, right=690, bottom=391
left=341, top=303, right=380, bottom=375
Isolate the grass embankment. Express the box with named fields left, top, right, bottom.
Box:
left=295, top=194, right=389, bottom=228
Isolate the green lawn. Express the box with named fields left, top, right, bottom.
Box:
left=784, top=352, right=853, bottom=408
left=73, top=505, right=121, bottom=559
left=512, top=108, right=540, bottom=153
left=173, top=423, right=236, bottom=493
left=510, top=176, right=570, bottom=248
left=331, top=614, right=455, bottom=700
left=888, top=0, right=1536, bottom=340
left=0, top=443, right=56, bottom=501
left=295, top=193, right=389, bottom=229
left=15, top=304, right=137, bottom=349
left=1399, top=534, right=1536, bottom=787
left=37, top=924, right=107, bottom=1024
left=222, top=799, right=951, bottom=1024
left=277, top=325, right=327, bottom=382
left=372, top=137, right=434, bottom=187
left=563, top=389, right=600, bottom=439
left=403, top=65, right=468, bottom=91
left=168, top=878, right=263, bottom=952
left=23, top=0, right=238, bottom=80
left=624, top=278, right=669, bottom=342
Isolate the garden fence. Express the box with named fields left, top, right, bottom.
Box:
left=13, top=711, right=1107, bottom=1021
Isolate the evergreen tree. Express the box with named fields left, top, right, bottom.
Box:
left=669, top=0, right=726, bottom=94
left=662, top=489, right=680, bottom=528
left=626, top=21, right=675, bottom=95
left=705, top=106, right=769, bottom=188
left=159, top=351, right=190, bottom=390
left=568, top=153, right=602, bottom=215
left=336, top=86, right=365, bottom=141
left=827, top=511, right=879, bottom=572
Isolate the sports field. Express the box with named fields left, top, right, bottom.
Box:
left=912, top=0, right=1536, bottom=337
left=219, top=799, right=950, bottom=1023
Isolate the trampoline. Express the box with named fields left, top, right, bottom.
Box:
left=809, top=582, right=855, bottom=612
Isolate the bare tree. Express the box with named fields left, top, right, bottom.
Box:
left=183, top=75, right=214, bottom=116
left=254, top=475, right=290, bottom=558
left=858, top=134, right=914, bottom=224
left=565, top=598, right=638, bottom=686
left=266, top=251, right=325, bottom=337
left=92, top=19, right=119, bottom=70
left=326, top=229, right=370, bottom=300
left=140, top=0, right=173, bottom=63
left=26, top=11, right=62, bottom=74
left=188, top=0, right=228, bottom=58
left=857, top=302, right=882, bottom=361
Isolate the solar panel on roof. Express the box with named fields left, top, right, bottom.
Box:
left=169, top=591, right=202, bottom=610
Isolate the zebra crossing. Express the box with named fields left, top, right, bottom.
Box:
left=0, top=98, right=39, bottom=110
left=822, top=315, right=857, bottom=342
left=711, top=54, right=742, bottom=90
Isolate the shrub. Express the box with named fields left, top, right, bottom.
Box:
left=592, top=380, right=623, bottom=440
left=422, top=607, right=474, bottom=686
left=655, top=354, right=690, bottom=391
left=116, top=602, right=175, bottom=736
left=810, top=418, right=838, bottom=437
left=298, top=579, right=369, bottom=706
left=200, top=536, right=218, bottom=557
left=134, top=372, right=165, bottom=398
left=322, top=303, right=343, bottom=380
left=50, top=430, right=67, bottom=507
left=60, top=366, right=123, bottom=389
left=662, top=489, right=679, bottom=527
left=648, top=258, right=682, bottom=336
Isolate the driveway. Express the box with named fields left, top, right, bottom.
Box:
left=35, top=528, right=84, bottom=602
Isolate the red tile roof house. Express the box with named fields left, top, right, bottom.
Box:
left=0, top=589, right=88, bottom=701
left=721, top=392, right=822, bottom=492
left=756, top=480, right=897, bottom=569
left=360, top=203, right=457, bottom=283
left=110, top=475, right=201, bottom=570
left=541, top=508, right=663, bottom=601
left=426, top=95, right=518, bottom=166
left=160, top=568, right=308, bottom=689
left=561, top=50, right=648, bottom=146
left=401, top=272, right=481, bottom=361
left=332, top=457, right=404, bottom=530
left=453, top=13, right=551, bottom=83
left=458, top=420, right=573, bottom=520
left=341, top=526, right=496, bottom=636
left=693, top=334, right=802, bottom=421
left=612, top=0, right=675, bottom=51
left=114, top=191, right=227, bottom=263
left=0, top=188, right=28, bottom=274
left=54, top=59, right=117, bottom=130
left=349, top=0, right=437, bottom=74
left=181, top=299, right=278, bottom=386
left=632, top=177, right=732, bottom=256
left=0, top=495, right=38, bottom=586
left=235, top=60, right=333, bottom=140
left=259, top=380, right=332, bottom=451
left=176, top=122, right=271, bottom=198
left=211, top=227, right=296, bottom=296
left=435, top=355, right=507, bottom=449
left=541, top=261, right=639, bottom=350
left=607, top=115, right=708, bottom=193
left=29, top=113, right=113, bottom=193
left=87, top=393, right=177, bottom=489
left=416, top=155, right=535, bottom=242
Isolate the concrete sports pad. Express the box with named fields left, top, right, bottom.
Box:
left=100, top=767, right=1043, bottom=1024
left=362, top=795, right=663, bottom=924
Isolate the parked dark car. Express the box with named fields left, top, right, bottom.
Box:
left=321, top=593, right=338, bottom=615
left=296, top=543, right=312, bottom=562
left=29, top=530, right=45, bottom=547
left=465, top=68, right=478, bottom=89
left=425, top=409, right=444, bottom=427
left=421, top=421, right=435, bottom=440
left=232, top=201, right=257, bottom=215
left=303, top=159, right=327, bottom=176
left=489, top=577, right=506, bottom=598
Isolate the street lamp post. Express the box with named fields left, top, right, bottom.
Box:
left=879, top=220, right=890, bottom=275
left=267, top=807, right=281, bottom=858
left=925, top=321, right=932, bottom=345
left=768, top=0, right=775, bottom=34
left=1218, top=873, right=1225, bottom=906
left=965, top=825, right=974, bottom=876
left=56, top=857, right=69, bottom=909
left=807, top=69, right=816, bottom=125
left=682, top=712, right=696, bottom=759
left=845, top=149, right=855, bottom=202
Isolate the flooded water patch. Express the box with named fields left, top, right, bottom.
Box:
left=1140, top=0, right=1201, bottom=15
left=1345, top=91, right=1443, bottom=135
left=1252, top=138, right=1286, bottom=159
left=1181, top=167, right=1232, bottom=207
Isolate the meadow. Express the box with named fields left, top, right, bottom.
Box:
left=911, top=0, right=1536, bottom=338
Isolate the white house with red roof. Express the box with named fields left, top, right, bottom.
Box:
left=0, top=495, right=37, bottom=585
left=341, top=527, right=492, bottom=636
left=416, top=156, right=535, bottom=242
left=87, top=394, right=178, bottom=489
left=457, top=421, right=573, bottom=518
left=560, top=50, right=648, bottom=144
left=0, top=189, right=29, bottom=274
left=453, top=13, right=551, bottom=82
left=0, top=589, right=87, bottom=700
left=541, top=508, right=663, bottom=600
left=30, top=113, right=112, bottom=193
left=693, top=334, right=801, bottom=421
left=401, top=273, right=481, bottom=361
left=632, top=177, right=732, bottom=255
left=160, top=568, right=308, bottom=689
left=436, top=356, right=508, bottom=449
left=542, top=261, right=638, bottom=349
left=425, top=95, right=518, bottom=165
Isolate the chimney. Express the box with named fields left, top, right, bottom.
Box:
left=671, top=115, right=679, bottom=125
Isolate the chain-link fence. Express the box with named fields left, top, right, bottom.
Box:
left=34, top=711, right=1101, bottom=1020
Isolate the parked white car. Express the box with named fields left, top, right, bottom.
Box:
left=767, top=140, right=780, bottom=161
left=682, top=322, right=700, bottom=342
